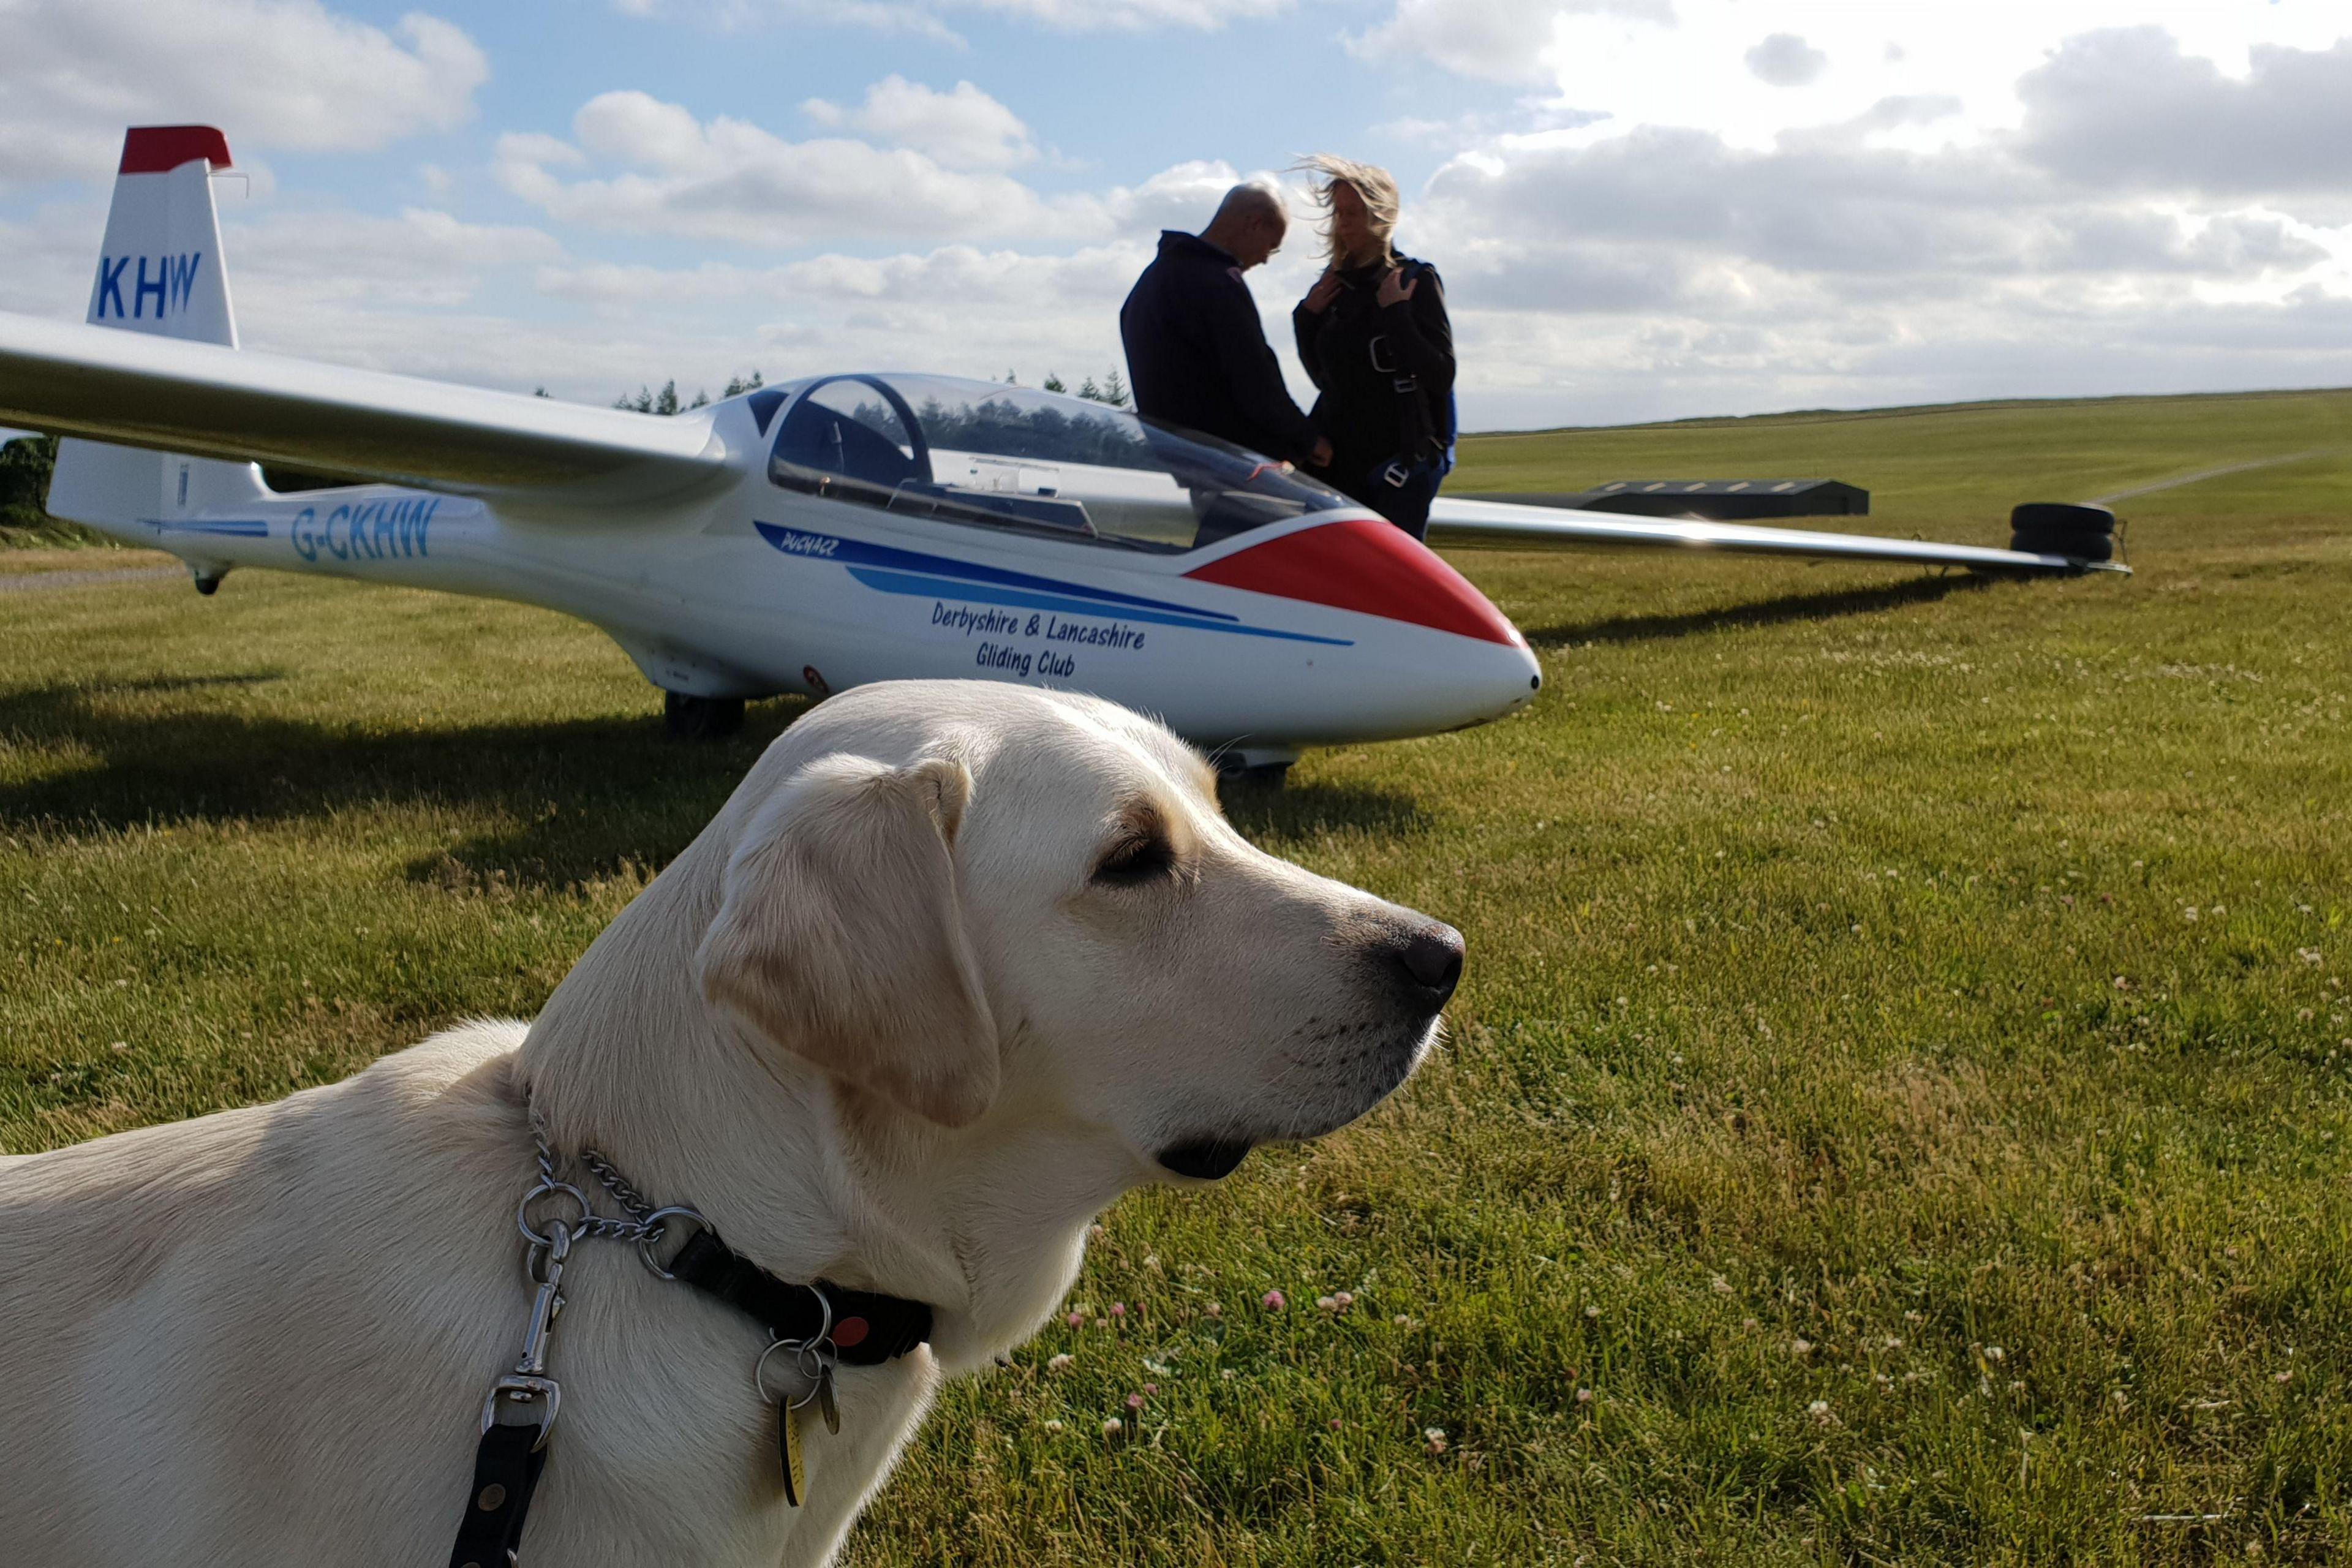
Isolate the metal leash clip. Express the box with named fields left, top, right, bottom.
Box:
left=483, top=1210, right=575, bottom=1450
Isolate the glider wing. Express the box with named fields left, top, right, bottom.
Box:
left=1425, top=494, right=2126, bottom=575
left=0, top=309, right=733, bottom=501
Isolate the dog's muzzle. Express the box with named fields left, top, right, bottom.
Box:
left=1155, top=920, right=1464, bottom=1182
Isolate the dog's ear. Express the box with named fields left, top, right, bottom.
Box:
left=697, top=752, right=998, bottom=1128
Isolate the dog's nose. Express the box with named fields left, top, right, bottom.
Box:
left=1394, top=922, right=1464, bottom=1007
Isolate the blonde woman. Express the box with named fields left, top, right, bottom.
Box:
left=1291, top=155, right=1457, bottom=538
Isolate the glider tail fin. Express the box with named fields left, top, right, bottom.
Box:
left=48, top=125, right=267, bottom=538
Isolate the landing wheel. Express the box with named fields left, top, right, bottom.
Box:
left=1213, top=752, right=1294, bottom=798
left=664, top=692, right=745, bottom=742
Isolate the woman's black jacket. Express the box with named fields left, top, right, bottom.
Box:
left=1291, top=254, right=1455, bottom=496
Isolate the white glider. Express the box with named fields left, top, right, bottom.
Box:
left=0, top=126, right=2120, bottom=771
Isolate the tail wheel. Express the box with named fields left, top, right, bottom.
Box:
left=664, top=693, right=745, bottom=742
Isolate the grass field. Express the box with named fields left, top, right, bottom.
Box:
left=5, top=388, right=2351, bottom=1563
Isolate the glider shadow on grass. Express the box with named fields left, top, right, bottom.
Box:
left=1221, top=780, right=1434, bottom=843
left=0, top=677, right=803, bottom=888
left=0, top=680, right=1435, bottom=887
left=1523, top=572, right=1987, bottom=648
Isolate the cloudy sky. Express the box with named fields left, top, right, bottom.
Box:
left=1, top=0, right=2346, bottom=428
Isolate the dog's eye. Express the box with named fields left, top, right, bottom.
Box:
left=1092, top=832, right=1175, bottom=886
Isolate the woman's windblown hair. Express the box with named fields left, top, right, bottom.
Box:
left=1292, top=154, right=1401, bottom=263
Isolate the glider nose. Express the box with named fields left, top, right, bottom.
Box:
left=1186, top=513, right=1540, bottom=733
left=1442, top=620, right=1544, bottom=730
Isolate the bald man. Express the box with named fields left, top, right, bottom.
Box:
left=1120, top=184, right=1331, bottom=469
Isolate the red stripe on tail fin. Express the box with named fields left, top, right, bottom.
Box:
left=119, top=126, right=232, bottom=176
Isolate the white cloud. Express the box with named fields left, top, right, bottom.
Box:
left=1745, top=33, right=1827, bottom=88
left=955, top=0, right=1285, bottom=28
left=610, top=0, right=1283, bottom=36
left=1102, top=159, right=1262, bottom=236
left=535, top=242, right=1143, bottom=321
left=19, top=3, right=2352, bottom=431
left=802, top=77, right=1036, bottom=170
left=0, top=1, right=486, bottom=187
left=1348, top=0, right=1674, bottom=86
left=232, top=209, right=565, bottom=310
left=495, top=91, right=1103, bottom=245
left=0, top=198, right=111, bottom=318
left=1423, top=121, right=2334, bottom=296
left=1363, top=0, right=2352, bottom=153
left=2018, top=29, right=2352, bottom=203
left=495, top=94, right=1275, bottom=249
left=1409, top=81, right=2352, bottom=426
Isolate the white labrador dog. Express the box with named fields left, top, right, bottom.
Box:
left=0, top=679, right=1462, bottom=1567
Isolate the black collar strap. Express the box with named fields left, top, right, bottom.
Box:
left=667, top=1227, right=933, bottom=1366
left=450, top=1175, right=933, bottom=1567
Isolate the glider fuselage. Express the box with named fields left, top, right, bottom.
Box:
left=128, top=401, right=1543, bottom=752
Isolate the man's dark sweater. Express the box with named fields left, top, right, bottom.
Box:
left=1119, top=231, right=1318, bottom=462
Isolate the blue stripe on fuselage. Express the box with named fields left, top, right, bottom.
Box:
left=145, top=518, right=268, bottom=538
left=755, top=519, right=1352, bottom=646
left=845, top=568, right=1349, bottom=644
left=756, top=521, right=1235, bottom=619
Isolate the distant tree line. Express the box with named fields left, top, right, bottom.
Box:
left=0, top=434, right=89, bottom=546
left=610, top=369, right=1131, bottom=412
left=1038, top=370, right=1130, bottom=408
left=1, top=433, right=56, bottom=527
left=615, top=371, right=766, bottom=414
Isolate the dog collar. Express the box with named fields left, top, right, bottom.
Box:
left=663, top=1227, right=933, bottom=1366
left=447, top=1112, right=935, bottom=1568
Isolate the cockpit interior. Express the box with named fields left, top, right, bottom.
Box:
left=767, top=373, right=1349, bottom=552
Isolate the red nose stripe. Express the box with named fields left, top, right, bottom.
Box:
left=1185, top=516, right=1520, bottom=646
left=120, top=126, right=233, bottom=176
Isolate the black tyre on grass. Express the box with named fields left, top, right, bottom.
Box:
left=665, top=692, right=745, bottom=741
left=2009, top=502, right=2115, bottom=561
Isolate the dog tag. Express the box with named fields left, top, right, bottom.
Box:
left=817, top=1365, right=840, bottom=1436
left=778, top=1401, right=807, bottom=1507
